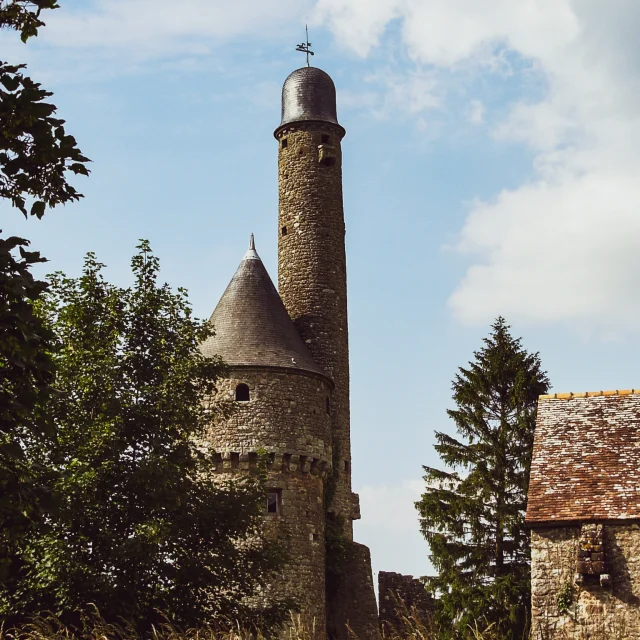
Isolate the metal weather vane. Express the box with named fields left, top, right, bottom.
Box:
left=296, top=25, right=314, bottom=66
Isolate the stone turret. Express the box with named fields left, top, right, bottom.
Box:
left=203, top=66, right=379, bottom=640
left=275, top=67, right=356, bottom=536
left=275, top=67, right=379, bottom=640
left=202, top=237, right=332, bottom=633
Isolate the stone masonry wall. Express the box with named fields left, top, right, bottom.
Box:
left=326, top=542, right=380, bottom=640
left=531, top=525, right=640, bottom=639
left=206, top=368, right=332, bottom=465
left=276, top=122, right=358, bottom=535
left=378, top=572, right=434, bottom=634
left=204, top=368, right=332, bottom=636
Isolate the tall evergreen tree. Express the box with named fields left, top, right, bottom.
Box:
left=3, top=243, right=287, bottom=630
left=416, top=317, right=549, bottom=639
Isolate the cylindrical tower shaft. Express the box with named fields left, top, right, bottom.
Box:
left=275, top=67, right=355, bottom=539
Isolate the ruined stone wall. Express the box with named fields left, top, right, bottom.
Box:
left=378, top=572, right=434, bottom=634
left=204, top=367, right=332, bottom=635
left=326, top=542, right=380, bottom=640
left=531, top=525, right=640, bottom=639
left=276, top=122, right=358, bottom=535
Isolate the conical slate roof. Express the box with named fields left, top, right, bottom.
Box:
left=201, top=236, right=325, bottom=378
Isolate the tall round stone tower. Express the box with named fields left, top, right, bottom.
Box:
left=274, top=67, right=357, bottom=538
left=203, top=66, right=380, bottom=640
left=274, top=67, right=378, bottom=640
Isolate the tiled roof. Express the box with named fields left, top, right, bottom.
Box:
left=526, top=390, right=640, bottom=525
left=200, top=239, right=326, bottom=379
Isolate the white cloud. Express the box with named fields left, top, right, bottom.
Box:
left=315, top=0, right=640, bottom=336
left=365, top=68, right=440, bottom=119
left=311, top=0, right=401, bottom=58
left=37, top=0, right=307, bottom=59
left=354, top=479, right=432, bottom=578
left=467, top=99, right=484, bottom=125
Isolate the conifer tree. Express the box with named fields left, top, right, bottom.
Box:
left=416, top=317, right=549, bottom=639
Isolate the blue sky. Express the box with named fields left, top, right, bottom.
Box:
left=4, top=0, right=640, bottom=582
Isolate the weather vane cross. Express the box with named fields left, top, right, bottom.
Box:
left=295, top=25, right=314, bottom=66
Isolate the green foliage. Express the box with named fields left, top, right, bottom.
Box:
left=0, top=60, right=90, bottom=218
left=0, top=0, right=89, bottom=599
left=1, top=1, right=90, bottom=218
left=416, top=317, right=549, bottom=640
left=2, top=243, right=287, bottom=631
left=0, top=1, right=59, bottom=43
left=0, top=236, right=56, bottom=591
left=556, top=581, right=574, bottom=615
left=324, top=513, right=347, bottom=598
left=323, top=438, right=347, bottom=600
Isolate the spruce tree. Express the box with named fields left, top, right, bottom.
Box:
left=416, top=317, right=549, bottom=639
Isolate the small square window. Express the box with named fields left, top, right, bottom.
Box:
left=267, top=489, right=282, bottom=515
left=321, top=134, right=330, bottom=143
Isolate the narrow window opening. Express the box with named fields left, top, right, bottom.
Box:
left=267, top=489, right=282, bottom=515
left=281, top=226, right=288, bottom=236
left=281, top=138, right=288, bottom=148
left=311, top=533, right=319, bottom=541
left=344, top=460, right=350, bottom=473
left=235, top=383, right=250, bottom=402
left=325, top=397, right=331, bottom=415
left=321, top=134, right=330, bottom=143
left=319, top=156, right=336, bottom=167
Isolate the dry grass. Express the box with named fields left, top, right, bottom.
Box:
left=379, top=596, right=498, bottom=640
left=0, top=608, right=504, bottom=640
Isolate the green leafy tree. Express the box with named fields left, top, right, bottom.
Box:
left=1, top=1, right=90, bottom=216
left=416, top=317, right=549, bottom=639
left=0, top=0, right=89, bottom=598
left=0, top=237, right=55, bottom=585
left=5, top=243, right=288, bottom=630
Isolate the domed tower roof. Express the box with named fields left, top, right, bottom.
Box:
left=275, top=66, right=345, bottom=137
left=201, top=236, right=326, bottom=379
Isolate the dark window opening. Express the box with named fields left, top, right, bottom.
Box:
left=281, top=226, right=288, bottom=236
left=311, top=533, right=319, bottom=541
left=344, top=460, right=350, bottom=473
left=319, top=156, right=336, bottom=167
left=281, top=138, right=288, bottom=149
left=267, top=489, right=282, bottom=515
left=325, top=397, right=331, bottom=415
left=321, top=134, right=330, bottom=143
left=235, top=383, right=250, bottom=402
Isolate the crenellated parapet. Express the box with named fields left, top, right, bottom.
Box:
left=210, top=450, right=332, bottom=477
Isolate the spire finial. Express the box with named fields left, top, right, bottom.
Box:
left=295, top=25, right=314, bottom=67
left=244, top=233, right=260, bottom=260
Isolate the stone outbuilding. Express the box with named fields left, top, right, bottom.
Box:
left=526, top=390, right=640, bottom=639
